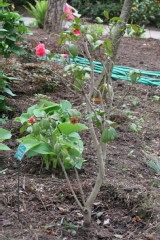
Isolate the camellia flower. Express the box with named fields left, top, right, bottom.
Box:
left=61, top=54, right=68, bottom=58
left=28, top=116, right=36, bottom=123
left=73, top=29, right=81, bottom=35
left=70, top=117, right=78, bottom=124
left=35, top=44, right=46, bottom=57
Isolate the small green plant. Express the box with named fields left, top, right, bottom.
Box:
left=24, top=0, right=48, bottom=28
left=130, top=123, right=142, bottom=133
left=128, top=150, right=136, bottom=158
left=0, top=128, right=12, bottom=150
left=147, top=157, right=160, bottom=174
left=152, top=95, right=159, bottom=102
left=15, top=99, right=87, bottom=170
left=90, top=24, right=105, bottom=36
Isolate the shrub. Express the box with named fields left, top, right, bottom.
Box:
left=68, top=0, right=160, bottom=27
left=24, top=0, right=48, bottom=28
left=15, top=99, right=87, bottom=170
left=0, top=1, right=31, bottom=58
left=0, top=69, right=16, bottom=112
left=130, top=0, right=160, bottom=27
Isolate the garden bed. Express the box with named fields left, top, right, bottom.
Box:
left=1, top=28, right=160, bottom=239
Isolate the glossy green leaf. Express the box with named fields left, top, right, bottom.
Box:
left=0, top=128, right=11, bottom=140
left=101, top=127, right=117, bottom=143
left=0, top=143, right=10, bottom=151
left=69, top=44, right=78, bottom=58
left=58, top=123, right=88, bottom=135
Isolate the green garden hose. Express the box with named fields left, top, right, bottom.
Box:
left=43, top=54, right=160, bottom=87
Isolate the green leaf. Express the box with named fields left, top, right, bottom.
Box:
left=86, top=34, right=94, bottom=44
left=0, top=143, right=10, bottom=151
left=101, top=127, right=117, bottom=143
left=26, top=142, right=54, bottom=155
left=69, top=44, right=78, bottom=58
left=20, top=137, right=40, bottom=151
left=0, top=128, right=12, bottom=140
left=111, top=17, right=122, bottom=22
left=20, top=125, right=28, bottom=134
left=67, top=109, right=81, bottom=117
left=131, top=24, right=138, bottom=32
left=58, top=123, right=88, bottom=135
left=60, top=100, right=72, bottom=111
left=4, top=87, right=16, bottom=96
left=104, top=11, right=109, bottom=19
left=15, top=113, right=30, bottom=124
left=95, top=17, right=103, bottom=23
left=129, top=70, right=138, bottom=84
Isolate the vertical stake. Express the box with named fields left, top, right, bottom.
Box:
left=17, top=160, right=21, bottom=221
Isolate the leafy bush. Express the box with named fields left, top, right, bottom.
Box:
left=0, top=1, right=31, bottom=58
left=15, top=99, right=87, bottom=170
left=68, top=0, right=160, bottom=27
left=68, top=0, right=123, bottom=21
left=24, top=0, right=48, bottom=28
left=130, top=0, right=160, bottom=27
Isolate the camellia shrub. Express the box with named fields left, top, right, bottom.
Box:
left=15, top=99, right=88, bottom=170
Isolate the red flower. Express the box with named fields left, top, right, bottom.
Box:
left=73, top=29, right=81, bottom=35
left=61, top=54, right=68, bottom=58
left=35, top=44, right=46, bottom=57
left=28, top=116, right=36, bottom=123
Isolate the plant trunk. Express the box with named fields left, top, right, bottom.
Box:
left=96, top=0, right=134, bottom=90
left=44, top=0, right=66, bottom=33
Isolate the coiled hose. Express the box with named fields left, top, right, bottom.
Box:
left=42, top=54, right=160, bottom=87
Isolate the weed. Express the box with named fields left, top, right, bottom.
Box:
left=147, top=157, right=160, bottom=174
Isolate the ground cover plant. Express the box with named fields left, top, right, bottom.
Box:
left=1, top=2, right=160, bottom=240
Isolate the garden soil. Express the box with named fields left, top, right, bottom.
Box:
left=1, top=27, right=160, bottom=240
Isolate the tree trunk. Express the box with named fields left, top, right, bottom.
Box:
left=96, top=0, right=134, bottom=91
left=44, top=0, right=66, bottom=33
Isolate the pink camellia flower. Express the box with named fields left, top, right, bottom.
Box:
left=28, top=116, right=36, bottom=123
left=35, top=44, right=46, bottom=57
left=61, top=54, right=68, bottom=58
left=73, top=29, right=81, bottom=35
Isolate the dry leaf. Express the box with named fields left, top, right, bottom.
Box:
left=145, top=234, right=154, bottom=240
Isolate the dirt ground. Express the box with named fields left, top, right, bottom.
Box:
left=1, top=26, right=160, bottom=240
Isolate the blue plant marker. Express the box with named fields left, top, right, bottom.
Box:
left=15, top=144, right=27, bottom=161
left=15, top=143, right=26, bottom=220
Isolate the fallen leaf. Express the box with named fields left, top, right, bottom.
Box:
left=145, top=234, right=154, bottom=240
left=132, top=215, right=142, bottom=223
left=45, top=229, right=54, bottom=235
left=114, top=234, right=123, bottom=239
left=103, top=218, right=110, bottom=225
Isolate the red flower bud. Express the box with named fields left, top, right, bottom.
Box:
left=28, top=116, right=36, bottom=123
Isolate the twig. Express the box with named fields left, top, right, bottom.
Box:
left=58, top=155, right=83, bottom=210
left=74, top=167, right=85, bottom=206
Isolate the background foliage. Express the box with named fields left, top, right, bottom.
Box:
left=7, top=0, right=160, bottom=27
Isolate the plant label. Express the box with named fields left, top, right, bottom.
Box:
left=15, top=144, right=26, bottom=161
